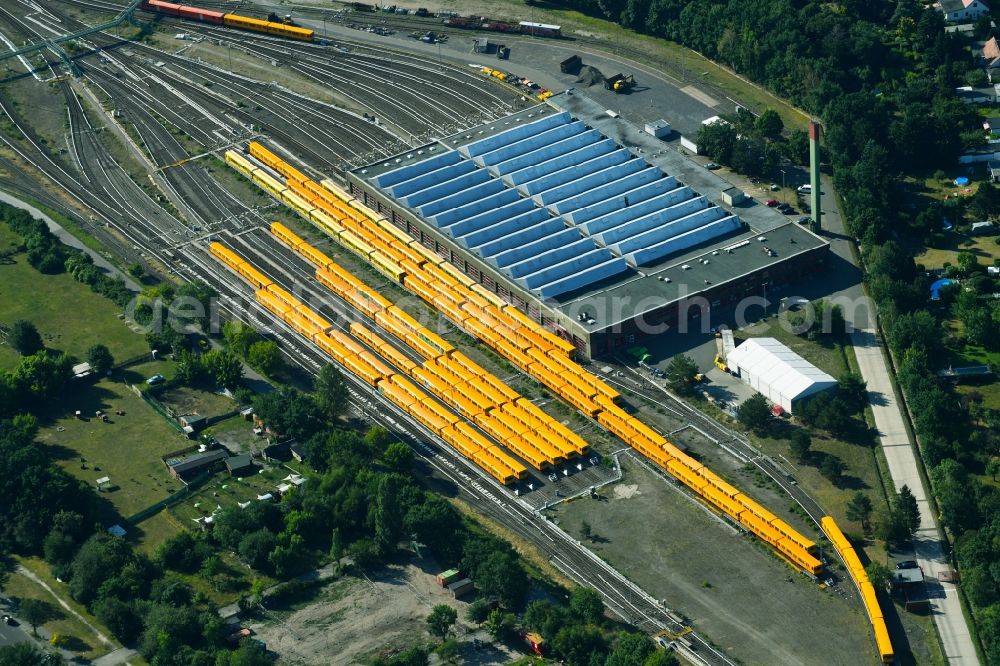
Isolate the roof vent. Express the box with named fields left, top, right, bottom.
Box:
left=701, top=259, right=709, bottom=265
left=394, top=159, right=402, bottom=163
left=663, top=276, right=671, bottom=283
left=383, top=163, right=391, bottom=167
left=712, top=250, right=719, bottom=256
left=406, top=153, right=414, bottom=159
left=681, top=264, right=691, bottom=270
left=360, top=169, right=368, bottom=174
left=757, top=236, right=766, bottom=242
left=417, top=150, right=424, bottom=155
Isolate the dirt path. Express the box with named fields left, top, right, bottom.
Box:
left=17, top=566, right=114, bottom=649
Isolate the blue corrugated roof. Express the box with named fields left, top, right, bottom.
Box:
left=375, top=111, right=742, bottom=299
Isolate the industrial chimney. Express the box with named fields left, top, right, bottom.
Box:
left=809, top=120, right=821, bottom=230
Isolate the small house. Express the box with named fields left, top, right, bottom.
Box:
left=166, top=449, right=228, bottom=480
left=447, top=578, right=475, bottom=598
left=289, top=443, right=305, bottom=462
left=225, top=454, right=256, bottom=477
left=436, top=569, right=462, bottom=587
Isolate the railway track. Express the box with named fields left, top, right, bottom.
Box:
left=0, top=5, right=745, bottom=663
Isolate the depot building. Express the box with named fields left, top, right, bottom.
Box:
left=347, top=94, right=829, bottom=359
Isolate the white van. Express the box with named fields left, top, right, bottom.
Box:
left=797, top=184, right=811, bottom=193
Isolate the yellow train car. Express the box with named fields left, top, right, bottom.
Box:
left=264, top=284, right=299, bottom=311
left=312, top=331, right=351, bottom=364
left=254, top=288, right=292, bottom=317
left=874, top=623, right=894, bottom=664
left=293, top=303, right=332, bottom=333
left=557, top=384, right=601, bottom=418
left=252, top=169, right=287, bottom=198
left=223, top=13, right=315, bottom=40
left=379, top=377, right=419, bottom=410
left=470, top=448, right=519, bottom=485
left=370, top=251, right=407, bottom=283
left=248, top=141, right=309, bottom=184
left=342, top=353, right=387, bottom=387
left=311, top=209, right=346, bottom=238
left=408, top=401, right=451, bottom=436
left=339, top=229, right=377, bottom=260
left=440, top=426, right=482, bottom=460
left=225, top=150, right=258, bottom=177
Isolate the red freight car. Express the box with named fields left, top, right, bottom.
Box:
left=142, top=1, right=224, bottom=24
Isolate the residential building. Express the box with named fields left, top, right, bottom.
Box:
left=938, top=0, right=990, bottom=22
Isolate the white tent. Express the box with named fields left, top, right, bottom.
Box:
left=727, top=338, right=836, bottom=413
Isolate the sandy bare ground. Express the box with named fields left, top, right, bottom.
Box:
left=249, top=561, right=519, bottom=664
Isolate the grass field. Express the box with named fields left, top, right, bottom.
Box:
left=915, top=231, right=999, bottom=271
left=167, top=464, right=297, bottom=528
left=34, top=377, right=190, bottom=537
left=0, top=252, right=148, bottom=370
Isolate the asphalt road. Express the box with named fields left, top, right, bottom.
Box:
left=0, top=618, right=30, bottom=649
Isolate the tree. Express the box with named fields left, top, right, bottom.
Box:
left=606, top=632, right=655, bottom=666
left=754, top=109, right=784, bottom=140
left=581, top=520, right=593, bottom=542
left=986, top=457, right=1000, bottom=481
left=247, top=340, right=282, bottom=376
left=820, top=455, right=846, bottom=484
left=466, top=599, right=492, bottom=625
left=18, top=598, right=55, bottom=636
left=569, top=587, right=604, bottom=624
left=837, top=372, right=868, bottom=412
left=737, top=394, right=772, bottom=432
left=789, top=430, right=811, bottom=460
left=223, top=321, right=259, bottom=357
left=644, top=651, right=680, bottom=666
left=8, top=320, right=42, bottom=356
left=205, top=349, right=244, bottom=389
left=483, top=608, right=516, bottom=641
left=238, top=529, right=278, bottom=572
left=664, top=354, right=699, bottom=396
left=896, top=485, right=920, bottom=538
left=0, top=643, right=54, bottom=666
left=313, top=364, right=348, bottom=420
left=874, top=507, right=910, bottom=545
left=426, top=604, right=457, bottom=640
left=252, top=387, right=325, bottom=441
left=476, top=551, right=529, bottom=610
left=381, top=442, right=414, bottom=474
left=866, top=562, right=891, bottom=591
left=846, top=492, right=874, bottom=530
left=85, top=344, right=114, bottom=375
left=93, top=596, right=141, bottom=643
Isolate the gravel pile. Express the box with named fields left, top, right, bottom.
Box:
left=576, top=65, right=605, bottom=87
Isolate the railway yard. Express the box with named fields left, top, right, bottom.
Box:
left=0, top=2, right=906, bottom=665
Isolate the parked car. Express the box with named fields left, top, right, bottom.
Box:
left=704, top=162, right=721, bottom=170
left=797, top=184, right=811, bottom=193
left=765, top=198, right=779, bottom=207
left=777, top=203, right=793, bottom=213
left=896, top=560, right=919, bottom=570
left=798, top=216, right=812, bottom=225
left=146, top=374, right=165, bottom=385
left=769, top=183, right=780, bottom=191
